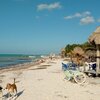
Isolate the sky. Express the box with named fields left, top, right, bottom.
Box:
left=0, top=0, right=100, bottom=54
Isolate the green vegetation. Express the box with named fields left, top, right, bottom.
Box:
left=64, top=42, right=95, bottom=56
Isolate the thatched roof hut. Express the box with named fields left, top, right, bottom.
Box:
left=88, top=26, right=100, bottom=74
left=89, top=27, right=100, bottom=44
left=84, top=46, right=96, bottom=62
left=72, top=47, right=85, bottom=65
left=73, top=46, right=84, bottom=56
left=85, top=50, right=96, bottom=57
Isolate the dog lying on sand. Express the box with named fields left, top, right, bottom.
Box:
left=5, top=78, right=17, bottom=98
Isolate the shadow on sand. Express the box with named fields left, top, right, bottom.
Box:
left=3, top=90, right=24, bottom=100
left=16, top=90, right=24, bottom=98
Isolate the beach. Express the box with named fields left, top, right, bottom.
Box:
left=1, top=0, right=100, bottom=100
left=0, top=58, right=100, bottom=100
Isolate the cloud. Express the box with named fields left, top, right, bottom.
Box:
left=64, top=13, right=81, bottom=19
left=80, top=16, right=95, bottom=25
left=83, top=11, right=91, bottom=16
left=64, top=16, right=73, bottom=19
left=74, top=13, right=82, bottom=17
left=97, top=19, right=100, bottom=22
left=37, top=2, right=61, bottom=11
left=64, top=11, right=95, bottom=25
left=64, top=11, right=91, bottom=20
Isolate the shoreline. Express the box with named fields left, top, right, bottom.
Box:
left=0, top=58, right=100, bottom=100
left=0, top=54, right=42, bottom=71
left=0, top=58, right=46, bottom=74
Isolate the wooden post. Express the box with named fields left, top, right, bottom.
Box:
left=96, top=44, right=100, bottom=75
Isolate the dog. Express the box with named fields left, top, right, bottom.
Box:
left=6, top=78, right=17, bottom=98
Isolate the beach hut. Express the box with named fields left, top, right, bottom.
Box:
left=85, top=49, right=96, bottom=62
left=73, top=46, right=84, bottom=56
left=72, top=47, right=84, bottom=65
left=89, top=26, right=100, bottom=75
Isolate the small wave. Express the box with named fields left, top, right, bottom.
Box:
left=29, top=56, right=36, bottom=58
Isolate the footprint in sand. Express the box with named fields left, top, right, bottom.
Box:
left=55, top=91, right=68, bottom=99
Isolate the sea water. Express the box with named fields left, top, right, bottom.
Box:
left=0, top=54, right=41, bottom=69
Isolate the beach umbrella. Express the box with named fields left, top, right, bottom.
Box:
left=88, top=26, right=100, bottom=74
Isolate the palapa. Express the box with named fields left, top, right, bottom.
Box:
left=88, top=26, right=100, bottom=74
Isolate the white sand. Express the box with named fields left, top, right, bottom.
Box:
left=0, top=58, right=100, bottom=100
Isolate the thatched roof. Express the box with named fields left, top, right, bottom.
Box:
left=89, top=26, right=100, bottom=45
left=73, top=46, right=84, bottom=55
left=85, top=47, right=96, bottom=51
left=85, top=50, right=96, bottom=57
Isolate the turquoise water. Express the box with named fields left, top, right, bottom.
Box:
left=0, top=54, right=41, bottom=68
